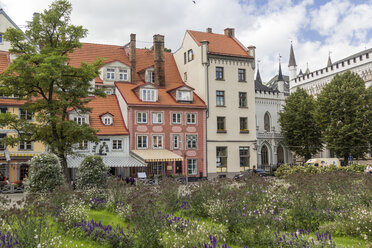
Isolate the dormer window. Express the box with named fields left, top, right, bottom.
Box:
left=74, top=117, right=86, bottom=125
left=101, top=113, right=113, bottom=125
left=177, top=90, right=192, bottom=102
left=106, top=68, right=115, bottom=80
left=146, top=69, right=155, bottom=83
left=119, top=69, right=129, bottom=81
left=141, top=88, right=157, bottom=102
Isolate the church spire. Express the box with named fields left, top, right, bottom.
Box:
left=255, top=67, right=262, bottom=85
left=327, top=51, right=332, bottom=67
left=288, top=42, right=297, bottom=67
left=278, top=55, right=284, bottom=82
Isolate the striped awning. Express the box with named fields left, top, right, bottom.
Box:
left=130, top=149, right=183, bottom=162
left=67, top=155, right=146, bottom=168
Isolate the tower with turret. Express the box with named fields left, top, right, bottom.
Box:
left=288, top=42, right=297, bottom=87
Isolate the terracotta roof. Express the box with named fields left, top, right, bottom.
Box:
left=0, top=51, right=10, bottom=74
left=68, top=43, right=130, bottom=68
left=0, top=98, right=27, bottom=106
left=187, top=30, right=253, bottom=58
left=86, top=95, right=128, bottom=135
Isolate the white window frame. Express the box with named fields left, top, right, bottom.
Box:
left=186, top=135, right=197, bottom=149
left=177, top=90, right=192, bottom=101
left=19, top=141, right=33, bottom=151
left=136, top=135, right=148, bottom=149
left=74, top=116, right=86, bottom=125
left=172, top=113, right=182, bottom=124
left=119, top=69, right=129, bottom=81
left=141, top=88, right=157, bottom=102
left=152, top=135, right=164, bottom=149
left=187, top=159, right=197, bottom=175
left=152, top=112, right=163, bottom=124
left=103, top=116, right=113, bottom=125
left=137, top=112, right=148, bottom=124
left=77, top=140, right=89, bottom=151
left=19, top=108, right=33, bottom=121
left=172, top=134, right=181, bottom=150
left=146, top=70, right=155, bottom=83
left=106, top=68, right=115, bottom=80
left=112, top=139, right=123, bottom=150
left=186, top=113, right=197, bottom=124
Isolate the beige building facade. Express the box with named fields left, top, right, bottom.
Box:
left=175, top=28, right=257, bottom=178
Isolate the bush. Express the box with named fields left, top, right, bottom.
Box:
left=25, top=153, right=65, bottom=193
left=76, top=156, right=109, bottom=190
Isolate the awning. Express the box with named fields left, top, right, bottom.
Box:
left=130, top=149, right=183, bottom=162
left=67, top=155, right=146, bottom=168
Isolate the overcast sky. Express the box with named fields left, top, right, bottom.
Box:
left=1, top=0, right=372, bottom=82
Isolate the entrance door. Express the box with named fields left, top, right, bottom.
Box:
left=277, top=145, right=284, bottom=164
left=261, top=145, right=269, bottom=166
left=175, top=161, right=182, bottom=174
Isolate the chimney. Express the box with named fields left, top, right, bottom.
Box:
left=206, top=28, right=212, bottom=33
left=248, top=45, right=256, bottom=70
left=153, top=34, right=165, bottom=87
left=224, top=28, right=235, bottom=37
left=129, top=33, right=136, bottom=82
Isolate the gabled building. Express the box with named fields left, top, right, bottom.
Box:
left=174, top=28, right=257, bottom=178
left=255, top=64, right=292, bottom=169
left=68, top=34, right=207, bottom=179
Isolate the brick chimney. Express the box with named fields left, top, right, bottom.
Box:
left=153, top=34, right=165, bottom=87
left=224, top=28, right=235, bottom=37
left=129, top=34, right=136, bottom=82
left=206, top=28, right=212, bottom=33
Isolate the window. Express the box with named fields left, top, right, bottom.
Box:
left=112, top=139, right=123, bottom=150
left=187, top=159, right=197, bottom=175
left=186, top=113, right=196, bottom=124
left=106, top=68, right=115, bottom=80
left=217, top=117, right=226, bottom=132
left=172, top=134, right=181, bottom=149
left=264, top=112, right=270, bottom=132
left=216, top=90, right=225, bottom=106
left=137, top=112, right=148, bottom=124
left=20, top=109, right=33, bottom=120
left=147, top=70, right=155, bottom=83
left=239, top=92, right=247, bottom=107
left=184, top=52, right=187, bottom=64
left=177, top=90, right=192, bottom=101
left=152, top=112, right=163, bottom=124
left=141, top=88, right=157, bottom=102
left=0, top=34, right=2, bottom=44
left=0, top=133, right=6, bottom=150
left=74, top=116, right=86, bottom=125
left=103, top=116, right=112, bottom=125
left=184, top=72, right=187, bottom=82
left=188, top=49, right=194, bottom=61
left=137, top=135, right=148, bottom=149
left=19, top=141, right=32, bottom=150
left=239, top=147, right=250, bottom=171
left=78, top=140, right=88, bottom=150
left=0, top=107, right=7, bottom=113
left=240, top=117, right=248, bottom=132
left=238, top=69, right=246, bottom=81
left=216, top=67, right=224, bottom=80
left=216, top=147, right=227, bottom=171
left=152, top=135, right=163, bottom=149
left=186, top=135, right=197, bottom=149
left=172, top=113, right=182, bottom=124
left=119, top=69, right=128, bottom=81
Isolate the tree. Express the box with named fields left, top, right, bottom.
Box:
left=279, top=88, right=323, bottom=161
left=26, top=153, right=64, bottom=192
left=0, top=0, right=104, bottom=182
left=315, top=71, right=371, bottom=165
left=76, top=155, right=109, bottom=190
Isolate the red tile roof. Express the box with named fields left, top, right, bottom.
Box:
left=86, top=95, right=128, bottom=135
left=0, top=51, right=10, bottom=74
left=187, top=30, right=253, bottom=58
left=0, top=98, right=27, bottom=106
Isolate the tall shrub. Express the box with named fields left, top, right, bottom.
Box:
left=76, top=155, right=108, bottom=190
left=26, top=153, right=65, bottom=193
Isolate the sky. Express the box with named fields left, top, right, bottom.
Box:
left=1, top=0, right=372, bottom=82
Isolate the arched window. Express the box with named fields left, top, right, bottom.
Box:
left=261, top=145, right=269, bottom=166
left=264, top=112, right=270, bottom=132
left=277, top=145, right=284, bottom=164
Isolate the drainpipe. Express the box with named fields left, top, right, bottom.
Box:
left=201, top=40, right=209, bottom=178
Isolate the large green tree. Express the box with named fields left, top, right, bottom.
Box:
left=0, top=0, right=104, bottom=182
left=315, top=71, right=371, bottom=165
left=279, top=88, right=323, bottom=161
